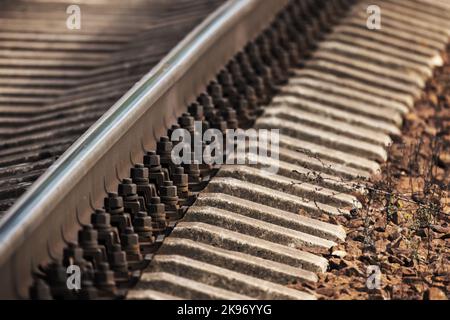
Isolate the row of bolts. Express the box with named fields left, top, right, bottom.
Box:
left=29, top=0, right=352, bottom=299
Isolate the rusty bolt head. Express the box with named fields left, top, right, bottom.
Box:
left=91, top=209, right=111, bottom=229
left=78, top=224, right=98, bottom=246
left=144, top=151, right=160, bottom=167
left=160, top=181, right=177, bottom=198
left=119, top=179, right=137, bottom=196
left=105, top=192, right=124, bottom=209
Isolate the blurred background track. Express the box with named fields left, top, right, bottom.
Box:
left=0, top=0, right=224, bottom=216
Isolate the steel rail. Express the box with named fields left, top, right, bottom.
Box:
left=0, top=0, right=289, bottom=298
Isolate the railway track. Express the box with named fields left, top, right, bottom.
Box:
left=0, top=0, right=449, bottom=299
